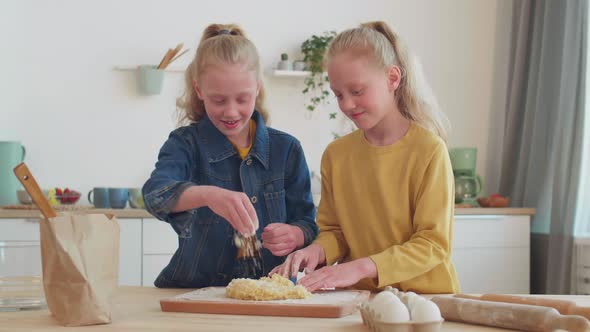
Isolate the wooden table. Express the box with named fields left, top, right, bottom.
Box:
left=1, top=286, right=589, bottom=331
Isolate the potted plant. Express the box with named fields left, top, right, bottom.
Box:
left=277, top=53, right=292, bottom=70
left=301, top=31, right=337, bottom=113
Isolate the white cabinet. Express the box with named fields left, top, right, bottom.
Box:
left=0, top=217, right=145, bottom=287
left=0, top=216, right=178, bottom=287
left=1, top=213, right=531, bottom=292
left=141, top=218, right=177, bottom=286
left=0, top=218, right=42, bottom=277
left=118, top=219, right=142, bottom=286
left=452, top=215, right=530, bottom=294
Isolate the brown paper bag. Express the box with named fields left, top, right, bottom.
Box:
left=40, top=212, right=120, bottom=326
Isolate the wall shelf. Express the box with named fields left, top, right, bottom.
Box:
left=269, top=69, right=311, bottom=77
left=113, top=66, right=185, bottom=73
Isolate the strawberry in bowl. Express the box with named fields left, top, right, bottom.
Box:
left=55, top=188, right=81, bottom=205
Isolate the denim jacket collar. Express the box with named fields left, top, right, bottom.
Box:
left=197, top=110, right=270, bottom=169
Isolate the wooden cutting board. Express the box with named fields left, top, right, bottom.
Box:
left=160, top=287, right=370, bottom=318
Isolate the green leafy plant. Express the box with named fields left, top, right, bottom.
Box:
left=301, top=31, right=337, bottom=114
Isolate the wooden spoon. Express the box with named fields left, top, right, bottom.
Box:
left=157, top=48, right=173, bottom=69
left=160, top=43, right=184, bottom=69
left=13, top=163, right=56, bottom=219
left=167, top=48, right=189, bottom=66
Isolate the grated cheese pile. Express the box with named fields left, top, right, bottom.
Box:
left=225, top=274, right=311, bottom=301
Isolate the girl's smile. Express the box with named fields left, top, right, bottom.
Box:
left=221, top=119, right=241, bottom=129
left=349, top=111, right=366, bottom=120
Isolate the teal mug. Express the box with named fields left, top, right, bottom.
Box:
left=88, top=187, right=110, bottom=208
left=108, top=188, right=129, bottom=209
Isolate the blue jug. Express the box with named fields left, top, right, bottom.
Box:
left=0, top=141, right=26, bottom=205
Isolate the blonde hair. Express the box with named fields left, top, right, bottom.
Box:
left=326, top=21, right=449, bottom=142
left=176, top=23, right=269, bottom=125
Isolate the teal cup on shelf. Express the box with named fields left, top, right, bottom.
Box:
left=88, top=187, right=110, bottom=208
left=108, top=188, right=129, bottom=209
left=138, top=65, right=164, bottom=95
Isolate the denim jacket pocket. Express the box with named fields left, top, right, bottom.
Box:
left=263, top=189, right=287, bottom=222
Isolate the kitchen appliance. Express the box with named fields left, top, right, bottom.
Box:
left=449, top=148, right=477, bottom=176
left=454, top=175, right=483, bottom=205
left=449, top=148, right=484, bottom=205
left=0, top=141, right=26, bottom=206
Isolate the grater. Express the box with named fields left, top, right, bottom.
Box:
left=234, top=232, right=263, bottom=278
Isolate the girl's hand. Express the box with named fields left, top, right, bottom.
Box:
left=297, top=258, right=377, bottom=292
left=261, top=223, right=304, bottom=257
left=206, top=187, right=258, bottom=236
left=269, top=244, right=326, bottom=278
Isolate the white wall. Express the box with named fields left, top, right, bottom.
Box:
left=0, top=0, right=511, bottom=197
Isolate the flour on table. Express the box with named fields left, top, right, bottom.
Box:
left=175, top=287, right=363, bottom=305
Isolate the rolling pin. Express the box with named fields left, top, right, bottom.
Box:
left=456, top=294, right=590, bottom=319
left=431, top=296, right=590, bottom=332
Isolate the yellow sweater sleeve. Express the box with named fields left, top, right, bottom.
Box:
left=313, top=149, right=350, bottom=264
left=370, top=143, right=455, bottom=288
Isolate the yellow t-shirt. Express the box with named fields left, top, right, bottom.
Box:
left=313, top=122, right=460, bottom=293
left=230, top=120, right=256, bottom=159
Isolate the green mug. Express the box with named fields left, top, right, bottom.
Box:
left=0, top=141, right=26, bottom=206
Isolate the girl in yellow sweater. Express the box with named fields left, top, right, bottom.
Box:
left=271, top=21, right=460, bottom=293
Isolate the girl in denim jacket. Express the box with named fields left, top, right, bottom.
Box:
left=143, top=23, right=318, bottom=288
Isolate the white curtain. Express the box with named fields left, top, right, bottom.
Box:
left=572, top=12, right=590, bottom=293
left=499, top=0, right=587, bottom=294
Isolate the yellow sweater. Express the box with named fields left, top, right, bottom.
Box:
left=313, top=123, right=460, bottom=293
left=230, top=120, right=256, bottom=159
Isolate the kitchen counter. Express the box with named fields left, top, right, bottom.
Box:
left=0, top=286, right=586, bottom=331
left=0, top=207, right=153, bottom=219
left=0, top=207, right=535, bottom=219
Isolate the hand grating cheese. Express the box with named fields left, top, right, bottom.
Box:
left=225, top=274, right=311, bottom=301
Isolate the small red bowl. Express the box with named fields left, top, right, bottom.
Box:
left=478, top=196, right=509, bottom=208
left=56, top=191, right=81, bottom=205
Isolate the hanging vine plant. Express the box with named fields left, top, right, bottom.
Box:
left=301, top=31, right=337, bottom=115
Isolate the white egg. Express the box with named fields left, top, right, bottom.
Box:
left=371, top=294, right=410, bottom=323
left=400, top=291, right=417, bottom=306
left=410, top=299, right=442, bottom=322
left=370, top=290, right=399, bottom=310
left=406, top=295, right=426, bottom=312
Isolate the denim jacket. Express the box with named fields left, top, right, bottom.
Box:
left=142, top=111, right=318, bottom=288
